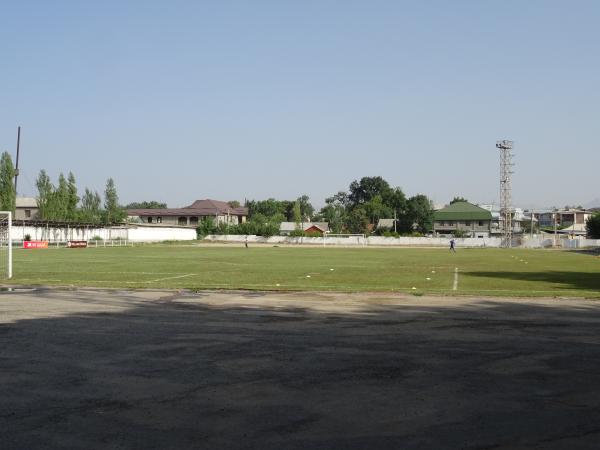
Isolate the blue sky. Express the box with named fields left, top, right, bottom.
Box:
left=1, top=1, right=599, bottom=209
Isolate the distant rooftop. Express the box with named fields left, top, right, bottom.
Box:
left=434, top=202, right=492, bottom=221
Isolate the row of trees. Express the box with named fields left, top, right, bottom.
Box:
left=314, top=176, right=434, bottom=235
left=197, top=195, right=315, bottom=238
left=228, top=176, right=434, bottom=237
left=35, top=170, right=125, bottom=223
left=0, top=151, right=126, bottom=224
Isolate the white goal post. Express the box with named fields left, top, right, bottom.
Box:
left=323, top=232, right=367, bottom=247
left=0, top=211, right=12, bottom=279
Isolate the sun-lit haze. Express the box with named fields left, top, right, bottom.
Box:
left=1, top=1, right=598, bottom=209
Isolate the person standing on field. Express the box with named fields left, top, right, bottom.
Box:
left=449, top=238, right=456, bottom=253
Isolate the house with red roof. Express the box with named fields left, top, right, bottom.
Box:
left=127, top=199, right=248, bottom=227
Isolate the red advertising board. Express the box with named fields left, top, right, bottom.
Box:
left=23, top=241, right=49, bottom=249
left=67, top=241, right=88, bottom=248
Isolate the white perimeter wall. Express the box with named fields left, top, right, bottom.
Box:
left=127, top=226, right=196, bottom=242
left=204, top=234, right=600, bottom=248
left=10, top=224, right=197, bottom=242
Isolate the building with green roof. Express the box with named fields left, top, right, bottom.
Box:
left=433, top=201, right=492, bottom=238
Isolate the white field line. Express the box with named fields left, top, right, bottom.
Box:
left=453, top=267, right=459, bottom=291
left=145, top=273, right=195, bottom=283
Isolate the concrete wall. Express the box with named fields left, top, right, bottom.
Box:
left=9, top=224, right=196, bottom=242
left=561, top=238, right=600, bottom=249
left=204, top=234, right=600, bottom=248
left=204, top=234, right=504, bottom=247
left=127, top=226, right=196, bottom=242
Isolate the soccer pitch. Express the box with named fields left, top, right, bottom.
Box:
left=7, top=244, right=600, bottom=297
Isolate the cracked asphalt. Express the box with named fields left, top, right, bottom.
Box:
left=2, top=289, right=600, bottom=449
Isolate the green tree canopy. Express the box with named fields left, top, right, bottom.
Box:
left=408, top=194, right=434, bottom=234
left=397, top=194, right=434, bottom=234
left=363, top=195, right=393, bottom=224
left=125, top=201, right=167, bottom=209
left=103, top=178, right=126, bottom=224
left=450, top=196, right=468, bottom=204
left=66, top=172, right=79, bottom=221
left=295, top=195, right=314, bottom=221
left=0, top=152, right=16, bottom=213
left=317, top=195, right=347, bottom=234
left=292, top=201, right=302, bottom=228
left=586, top=213, right=600, bottom=239
left=35, top=169, right=53, bottom=220
left=346, top=206, right=369, bottom=234
left=80, top=188, right=102, bottom=223
left=348, top=176, right=392, bottom=207
left=246, top=198, right=287, bottom=218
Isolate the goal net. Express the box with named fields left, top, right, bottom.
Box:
left=323, top=233, right=367, bottom=247
left=0, top=212, right=12, bottom=280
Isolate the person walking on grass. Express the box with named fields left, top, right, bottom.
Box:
left=449, top=238, right=456, bottom=253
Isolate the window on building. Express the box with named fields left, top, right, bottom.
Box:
left=147, top=217, right=153, bottom=223
left=465, top=221, right=471, bottom=226
left=25, top=210, right=31, bottom=218
left=157, top=217, right=162, bottom=223
left=479, top=221, right=484, bottom=226
left=178, top=217, right=188, bottom=226
left=189, top=217, right=198, bottom=225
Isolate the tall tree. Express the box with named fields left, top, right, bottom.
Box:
left=0, top=152, right=16, bottom=213
left=364, top=195, right=393, bottom=224
left=52, top=173, right=70, bottom=221
left=408, top=194, right=434, bottom=234
left=35, top=170, right=53, bottom=220
left=296, top=195, right=314, bottom=221
left=66, top=172, right=79, bottom=220
left=80, top=188, right=102, bottom=223
left=382, top=187, right=407, bottom=217
left=292, top=201, right=302, bottom=228
left=346, top=206, right=369, bottom=234
left=318, top=195, right=347, bottom=234
left=586, top=213, right=600, bottom=239
left=104, top=178, right=125, bottom=223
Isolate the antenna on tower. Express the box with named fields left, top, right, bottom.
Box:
left=496, top=140, right=514, bottom=248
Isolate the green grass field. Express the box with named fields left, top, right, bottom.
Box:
left=6, top=244, right=600, bottom=297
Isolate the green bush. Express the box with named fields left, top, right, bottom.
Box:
left=453, top=229, right=467, bottom=238
left=288, top=230, right=322, bottom=237
left=197, top=217, right=217, bottom=238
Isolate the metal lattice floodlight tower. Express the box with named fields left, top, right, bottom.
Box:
left=496, top=140, right=514, bottom=247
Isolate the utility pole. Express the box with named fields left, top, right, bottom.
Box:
left=14, top=126, right=21, bottom=193
left=496, top=140, right=514, bottom=248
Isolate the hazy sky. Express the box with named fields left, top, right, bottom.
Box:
left=1, top=1, right=599, bottom=209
